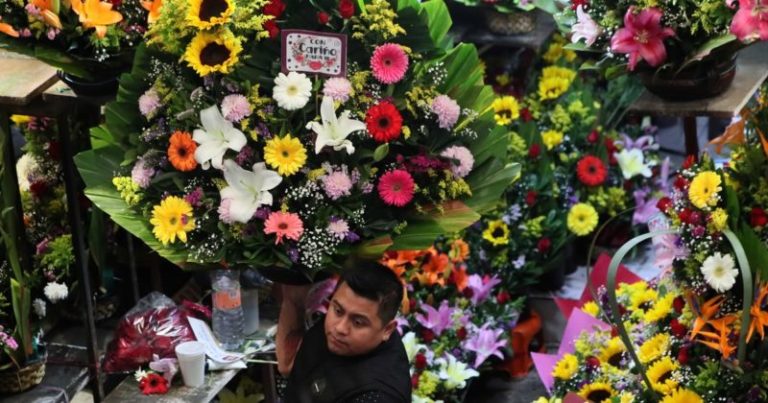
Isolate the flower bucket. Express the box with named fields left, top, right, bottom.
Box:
left=485, top=9, right=537, bottom=35
left=638, top=54, right=737, bottom=102
left=57, top=70, right=120, bottom=98
left=497, top=309, right=544, bottom=378
left=0, top=353, right=46, bottom=394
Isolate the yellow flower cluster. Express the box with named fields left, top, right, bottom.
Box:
left=538, top=66, right=576, bottom=101
left=352, top=0, right=406, bottom=42
left=112, top=176, right=142, bottom=206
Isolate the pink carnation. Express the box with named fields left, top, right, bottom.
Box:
left=138, top=89, right=161, bottom=117
left=370, top=43, right=409, bottom=85
left=440, top=146, right=474, bottom=178
left=377, top=169, right=415, bottom=207
left=131, top=158, right=155, bottom=188
left=221, top=94, right=252, bottom=122
left=431, top=95, right=460, bottom=130
left=218, top=198, right=236, bottom=224
left=322, top=77, right=353, bottom=103
left=322, top=171, right=353, bottom=200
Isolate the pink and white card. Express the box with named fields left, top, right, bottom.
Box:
left=281, top=29, right=347, bottom=77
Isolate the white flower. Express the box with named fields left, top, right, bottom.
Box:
left=33, top=298, right=46, bottom=318
left=220, top=160, right=282, bottom=223
left=193, top=106, right=248, bottom=170
left=401, top=332, right=427, bottom=363
left=436, top=353, right=479, bottom=390
left=272, top=72, right=312, bottom=111
left=306, top=96, right=366, bottom=155
left=44, top=282, right=69, bottom=303
left=701, top=252, right=738, bottom=292
left=615, top=148, right=653, bottom=180
left=134, top=369, right=149, bottom=382
left=571, top=6, right=601, bottom=47
left=16, top=154, right=41, bottom=191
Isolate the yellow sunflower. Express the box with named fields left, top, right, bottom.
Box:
left=551, top=353, right=578, bottom=380
left=482, top=220, right=509, bottom=246
left=541, top=65, right=577, bottom=82
left=645, top=293, right=675, bottom=323
left=184, top=29, right=242, bottom=76
left=688, top=171, right=721, bottom=209
left=567, top=203, right=598, bottom=236
left=647, top=356, right=679, bottom=395
left=149, top=196, right=195, bottom=246
left=660, top=388, right=703, bottom=403
left=629, top=287, right=658, bottom=312
left=639, top=333, right=670, bottom=363
left=492, top=96, right=520, bottom=126
left=599, top=337, right=626, bottom=368
left=578, top=382, right=616, bottom=402
left=538, top=76, right=572, bottom=100
left=263, top=134, right=307, bottom=177
left=186, top=0, right=233, bottom=29
left=541, top=129, right=563, bottom=150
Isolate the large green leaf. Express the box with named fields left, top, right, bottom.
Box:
left=735, top=222, right=768, bottom=279
left=464, top=161, right=520, bottom=214
left=10, top=279, right=32, bottom=357
left=390, top=218, right=446, bottom=250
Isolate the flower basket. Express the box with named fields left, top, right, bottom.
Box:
left=485, top=9, right=537, bottom=35
left=0, top=353, right=46, bottom=395
left=638, top=54, right=737, bottom=102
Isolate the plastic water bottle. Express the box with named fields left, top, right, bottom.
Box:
left=211, top=270, right=244, bottom=351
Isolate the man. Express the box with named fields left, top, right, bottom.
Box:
left=276, top=261, right=411, bottom=402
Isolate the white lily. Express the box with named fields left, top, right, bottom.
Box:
left=436, top=354, right=479, bottom=390
left=615, top=148, right=653, bottom=180
left=306, top=96, right=366, bottom=155
left=193, top=106, right=248, bottom=170
left=402, top=332, right=421, bottom=362
left=220, top=160, right=282, bottom=223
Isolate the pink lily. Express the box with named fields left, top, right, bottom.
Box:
left=462, top=325, right=507, bottom=368
left=415, top=300, right=455, bottom=337
left=571, top=5, right=601, bottom=46
left=610, top=7, right=675, bottom=70
left=730, top=0, right=768, bottom=41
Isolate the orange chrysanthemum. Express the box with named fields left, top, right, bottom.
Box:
left=168, top=131, right=198, bottom=171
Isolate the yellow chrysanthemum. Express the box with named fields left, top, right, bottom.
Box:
left=599, top=337, right=626, bottom=367
left=186, top=0, right=233, bottom=29
left=660, top=388, right=703, bottom=403
left=619, top=392, right=635, bottom=403
left=552, top=353, right=578, bottom=380
left=688, top=171, right=722, bottom=209
left=541, top=66, right=577, bottom=82
left=710, top=208, right=728, bottom=231
left=578, top=382, right=616, bottom=403
left=492, top=96, right=520, bottom=126
left=184, top=29, right=242, bottom=76
left=567, top=203, right=598, bottom=236
left=645, top=293, right=675, bottom=323
left=482, top=220, right=509, bottom=246
left=149, top=196, right=195, bottom=246
left=541, top=130, right=563, bottom=150
left=639, top=333, right=670, bottom=363
left=582, top=301, right=600, bottom=317
left=542, top=42, right=564, bottom=64
left=263, top=134, right=307, bottom=177
left=647, top=356, right=679, bottom=395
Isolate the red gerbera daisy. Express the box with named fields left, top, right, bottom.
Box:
left=139, top=373, right=169, bottom=395
left=377, top=169, right=415, bottom=207
left=576, top=155, right=607, bottom=186
left=365, top=101, right=403, bottom=143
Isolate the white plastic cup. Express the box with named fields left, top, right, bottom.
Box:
left=175, top=341, right=206, bottom=387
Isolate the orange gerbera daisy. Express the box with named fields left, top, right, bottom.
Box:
left=168, top=131, right=198, bottom=171
left=449, top=239, right=470, bottom=263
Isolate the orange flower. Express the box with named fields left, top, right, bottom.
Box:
left=688, top=294, right=723, bottom=340
left=748, top=283, right=768, bottom=342
left=449, top=239, right=469, bottom=263
left=450, top=265, right=469, bottom=291
left=0, top=20, right=19, bottom=37
left=70, top=0, right=123, bottom=38
left=28, top=0, right=62, bottom=29
left=167, top=131, right=198, bottom=171
left=381, top=250, right=423, bottom=278
left=140, top=0, right=162, bottom=23
left=697, top=315, right=737, bottom=359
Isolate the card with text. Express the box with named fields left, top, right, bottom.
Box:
left=281, top=29, right=347, bottom=77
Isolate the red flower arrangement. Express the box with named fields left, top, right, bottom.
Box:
left=139, top=372, right=169, bottom=395
left=576, top=155, right=607, bottom=186
left=366, top=101, right=403, bottom=143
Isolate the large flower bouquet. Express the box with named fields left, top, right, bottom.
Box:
left=74, top=0, right=517, bottom=281
left=0, top=0, right=151, bottom=78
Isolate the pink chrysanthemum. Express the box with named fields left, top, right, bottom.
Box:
left=322, top=171, right=353, bottom=200
left=322, top=77, right=353, bottom=103
left=327, top=219, right=350, bottom=239
left=431, top=95, right=460, bottom=130
left=440, top=146, right=474, bottom=178
left=377, top=169, right=415, bottom=207
left=218, top=198, right=236, bottom=224
left=138, top=89, right=161, bottom=117
left=370, top=43, right=409, bottom=85
left=264, top=211, right=304, bottom=244
left=131, top=158, right=155, bottom=188
left=221, top=94, right=252, bottom=122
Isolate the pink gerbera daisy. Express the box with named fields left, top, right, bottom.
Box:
left=377, top=169, right=415, bottom=207
left=370, top=43, right=409, bottom=85
left=264, top=211, right=304, bottom=244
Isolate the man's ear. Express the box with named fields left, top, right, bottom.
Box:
left=382, top=319, right=397, bottom=341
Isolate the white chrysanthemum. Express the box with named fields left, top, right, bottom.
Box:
left=32, top=298, right=46, bottom=318
left=272, top=72, right=312, bottom=111
left=44, top=281, right=69, bottom=303
left=16, top=153, right=41, bottom=191
left=700, top=252, right=738, bottom=292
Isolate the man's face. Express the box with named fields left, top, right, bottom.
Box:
left=324, top=282, right=396, bottom=356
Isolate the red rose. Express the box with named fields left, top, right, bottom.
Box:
left=678, top=346, right=689, bottom=365
left=264, top=19, right=279, bottom=39
left=421, top=329, right=435, bottom=343
left=317, top=11, right=330, bottom=24
left=689, top=211, right=702, bottom=225
left=673, top=175, right=688, bottom=190
left=496, top=290, right=511, bottom=304
left=751, top=207, right=768, bottom=228
left=528, top=143, right=541, bottom=159
left=520, top=107, right=533, bottom=122
left=585, top=356, right=600, bottom=369
left=673, top=296, right=685, bottom=313
left=338, top=0, right=355, bottom=19
left=570, top=0, right=588, bottom=10
left=525, top=190, right=537, bottom=206
left=411, top=373, right=420, bottom=388
left=678, top=208, right=693, bottom=224
left=263, top=0, right=285, bottom=17
left=462, top=287, right=474, bottom=299
left=537, top=237, right=551, bottom=253
left=409, top=298, right=417, bottom=312
left=670, top=319, right=687, bottom=339
left=656, top=197, right=672, bottom=213
left=682, top=155, right=697, bottom=169
left=29, top=181, right=48, bottom=198
left=456, top=327, right=468, bottom=340
left=586, top=130, right=599, bottom=144
left=415, top=353, right=427, bottom=369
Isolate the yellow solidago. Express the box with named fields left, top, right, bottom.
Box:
left=415, top=370, right=439, bottom=397
left=351, top=0, right=405, bottom=43
left=552, top=353, right=578, bottom=380
left=568, top=99, right=590, bottom=117
left=112, top=176, right=141, bottom=206
left=550, top=104, right=572, bottom=131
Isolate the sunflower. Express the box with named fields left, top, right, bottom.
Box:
left=599, top=337, right=626, bottom=368
left=638, top=333, right=670, bottom=363
left=149, top=196, right=195, bottom=246
left=186, top=0, right=233, bottom=29
left=644, top=293, right=675, bottom=323
left=660, top=388, right=703, bottom=403
left=688, top=171, right=721, bottom=209
left=567, top=203, right=598, bottom=236
left=492, top=96, right=520, bottom=126
left=168, top=131, right=198, bottom=171
left=647, top=356, right=679, bottom=395
left=538, top=76, right=572, bottom=100
left=629, top=287, right=657, bottom=312
left=551, top=353, right=578, bottom=380
left=482, top=220, right=509, bottom=246
left=263, top=134, right=307, bottom=176
left=578, top=382, right=616, bottom=402
left=184, top=29, right=242, bottom=76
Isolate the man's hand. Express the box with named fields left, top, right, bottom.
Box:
left=276, top=284, right=311, bottom=376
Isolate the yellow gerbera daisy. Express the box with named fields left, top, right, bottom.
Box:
left=688, top=171, right=721, bottom=209
left=638, top=333, right=670, bottom=363
left=184, top=29, right=242, bottom=76
left=149, top=196, right=195, bottom=246
left=647, top=356, right=679, bottom=395
left=645, top=293, right=675, bottom=323
left=492, top=96, right=520, bottom=126
left=541, top=129, right=563, bottom=150
left=599, top=337, right=626, bottom=368
left=578, top=382, right=616, bottom=402
left=660, top=388, right=703, bottom=403
left=263, top=134, right=307, bottom=177
left=567, top=203, right=598, bottom=236
left=482, top=220, right=509, bottom=246
left=186, top=0, right=233, bottom=29
left=552, top=353, right=578, bottom=380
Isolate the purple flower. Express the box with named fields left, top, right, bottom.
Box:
left=221, top=94, right=252, bottom=122
left=138, top=89, right=161, bottom=118
left=218, top=198, right=236, bottom=224
left=440, top=146, right=474, bottom=178
left=632, top=188, right=659, bottom=225
left=617, top=133, right=657, bottom=151
left=36, top=238, right=50, bottom=255
left=466, top=274, right=501, bottom=305
left=463, top=325, right=507, bottom=368
left=184, top=187, right=204, bottom=207
left=235, top=146, right=254, bottom=166
left=288, top=248, right=300, bottom=263
left=345, top=231, right=360, bottom=243
left=322, top=171, right=353, bottom=200
left=415, top=300, right=455, bottom=336
left=431, top=95, right=461, bottom=130
left=327, top=218, right=350, bottom=240
left=254, top=207, right=271, bottom=220
left=131, top=157, right=155, bottom=188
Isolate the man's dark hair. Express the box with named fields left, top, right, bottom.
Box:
left=337, top=261, right=403, bottom=324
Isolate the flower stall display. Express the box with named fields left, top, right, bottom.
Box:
left=552, top=0, right=768, bottom=100
left=74, top=0, right=518, bottom=283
